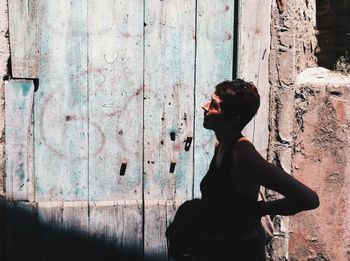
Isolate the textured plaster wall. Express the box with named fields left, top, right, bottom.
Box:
left=291, top=68, right=350, bottom=261
left=267, top=0, right=318, bottom=260
left=269, top=0, right=350, bottom=260
left=0, top=0, right=9, bottom=256
left=0, top=0, right=9, bottom=198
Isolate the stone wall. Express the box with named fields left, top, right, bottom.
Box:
left=269, top=0, right=350, bottom=260
left=290, top=68, right=350, bottom=261
left=268, top=0, right=318, bottom=259
left=0, top=0, right=9, bottom=198
left=0, top=0, right=9, bottom=256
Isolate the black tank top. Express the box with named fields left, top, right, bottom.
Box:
left=199, top=140, right=258, bottom=236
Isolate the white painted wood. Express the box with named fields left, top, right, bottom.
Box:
left=23, top=1, right=272, bottom=259
left=89, top=200, right=143, bottom=260
left=61, top=201, right=89, bottom=260
left=166, top=199, right=185, bottom=261
left=144, top=0, right=195, bottom=201
left=144, top=1, right=195, bottom=259
left=38, top=201, right=90, bottom=261
left=194, top=0, right=235, bottom=197
left=62, top=201, right=89, bottom=232
left=35, top=0, right=88, bottom=201
left=144, top=200, right=167, bottom=260
left=237, top=0, right=271, bottom=157
left=8, top=0, right=39, bottom=78
left=88, top=0, right=143, bottom=201
left=143, top=200, right=184, bottom=260
left=37, top=201, right=64, bottom=261
left=5, top=80, right=34, bottom=201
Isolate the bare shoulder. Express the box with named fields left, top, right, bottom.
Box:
left=232, top=137, right=265, bottom=169
left=215, top=141, right=220, bottom=149
left=233, top=137, right=256, bottom=156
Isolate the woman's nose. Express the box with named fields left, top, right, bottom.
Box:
left=201, top=101, right=210, bottom=111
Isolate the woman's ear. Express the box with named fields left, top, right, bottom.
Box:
left=225, top=114, right=241, bottom=129
left=231, top=114, right=240, bottom=124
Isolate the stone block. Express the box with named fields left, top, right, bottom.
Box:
left=271, top=235, right=289, bottom=260
left=278, top=51, right=295, bottom=85
left=279, top=147, right=292, bottom=174
left=277, top=89, right=294, bottom=143
left=290, top=67, right=350, bottom=261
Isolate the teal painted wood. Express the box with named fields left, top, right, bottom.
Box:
left=34, top=0, right=88, bottom=201
left=37, top=201, right=89, bottom=261
left=5, top=80, right=34, bottom=201
left=144, top=201, right=168, bottom=261
left=144, top=1, right=196, bottom=259
left=89, top=200, right=143, bottom=260
left=88, top=0, right=144, bottom=201
left=193, top=0, right=235, bottom=198
left=8, top=0, right=39, bottom=78
left=144, top=200, right=183, bottom=261
left=144, top=0, right=195, bottom=201
left=237, top=0, right=271, bottom=156
left=37, top=202, right=64, bottom=261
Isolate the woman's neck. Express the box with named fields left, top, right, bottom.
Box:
left=215, top=129, right=243, bottom=149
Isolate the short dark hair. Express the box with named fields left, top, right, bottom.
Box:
left=215, top=79, right=260, bottom=130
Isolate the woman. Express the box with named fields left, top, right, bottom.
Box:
left=198, top=79, right=319, bottom=261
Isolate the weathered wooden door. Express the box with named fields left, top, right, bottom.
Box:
left=5, top=0, right=270, bottom=260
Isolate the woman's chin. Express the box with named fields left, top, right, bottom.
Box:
left=203, top=121, right=213, bottom=130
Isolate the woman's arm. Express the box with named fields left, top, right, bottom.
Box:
left=236, top=141, right=319, bottom=216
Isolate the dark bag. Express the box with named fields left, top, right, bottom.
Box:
left=165, top=199, right=201, bottom=260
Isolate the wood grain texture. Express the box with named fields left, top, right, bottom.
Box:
left=237, top=0, right=271, bottom=157
left=35, top=0, right=88, bottom=201
left=88, top=0, right=143, bottom=200
left=144, top=1, right=195, bottom=259
left=144, top=200, right=183, bottom=261
left=8, top=0, right=39, bottom=78
left=144, top=0, right=195, bottom=201
left=89, top=200, right=143, bottom=261
left=61, top=202, right=89, bottom=261
left=37, top=201, right=89, bottom=261
left=37, top=202, right=64, bottom=261
left=194, top=0, right=235, bottom=197
left=5, top=80, right=34, bottom=201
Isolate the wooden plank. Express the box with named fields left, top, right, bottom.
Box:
left=8, top=0, right=39, bottom=78
left=144, top=0, right=195, bottom=202
left=37, top=201, right=64, bottom=261
left=144, top=200, right=183, bottom=261
left=88, top=0, right=143, bottom=200
left=38, top=201, right=90, bottom=261
left=61, top=202, right=89, bottom=261
left=6, top=202, right=38, bottom=261
left=237, top=0, right=271, bottom=157
left=89, top=200, right=143, bottom=261
left=166, top=200, right=184, bottom=261
left=144, top=200, right=167, bottom=260
left=194, top=0, right=235, bottom=197
left=34, top=0, right=88, bottom=201
left=144, top=1, right=195, bottom=259
left=5, top=80, right=34, bottom=201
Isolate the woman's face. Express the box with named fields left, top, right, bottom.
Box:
left=201, top=93, right=228, bottom=130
